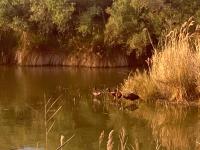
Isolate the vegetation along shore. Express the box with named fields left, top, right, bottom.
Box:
left=122, top=18, right=200, bottom=102
left=0, top=0, right=200, bottom=67
left=2, top=0, right=200, bottom=149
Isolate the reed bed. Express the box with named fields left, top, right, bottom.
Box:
left=122, top=17, right=200, bottom=102
left=97, top=128, right=139, bottom=150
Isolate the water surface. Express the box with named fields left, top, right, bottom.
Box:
left=0, top=67, right=200, bottom=150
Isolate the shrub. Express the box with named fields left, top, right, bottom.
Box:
left=1, top=0, right=200, bottom=57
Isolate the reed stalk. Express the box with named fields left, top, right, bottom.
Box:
left=44, top=94, right=63, bottom=150
left=56, top=134, right=75, bottom=150
left=107, top=130, right=114, bottom=150
left=119, top=127, right=128, bottom=150
left=99, top=130, right=105, bottom=150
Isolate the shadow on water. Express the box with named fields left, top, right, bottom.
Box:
left=0, top=67, right=200, bottom=150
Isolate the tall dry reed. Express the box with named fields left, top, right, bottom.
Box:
left=99, top=130, right=105, bottom=150
left=107, top=130, right=114, bottom=150
left=119, top=127, right=128, bottom=150
left=122, top=17, right=200, bottom=102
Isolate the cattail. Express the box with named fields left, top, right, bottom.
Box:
left=99, top=130, right=105, bottom=150
left=119, top=127, right=127, bottom=150
left=60, top=135, right=65, bottom=150
left=107, top=130, right=114, bottom=150
left=36, top=142, right=39, bottom=150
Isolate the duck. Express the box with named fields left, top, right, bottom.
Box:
left=107, top=88, right=122, bottom=99
left=92, top=87, right=101, bottom=97
left=123, top=93, right=140, bottom=101
left=107, top=88, right=140, bottom=101
left=115, top=89, right=122, bottom=99
left=106, top=88, right=114, bottom=96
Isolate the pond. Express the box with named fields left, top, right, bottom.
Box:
left=0, top=67, right=200, bottom=150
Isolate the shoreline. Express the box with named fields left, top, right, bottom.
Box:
left=0, top=50, right=139, bottom=68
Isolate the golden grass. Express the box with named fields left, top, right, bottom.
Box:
left=122, top=70, right=160, bottom=101
left=107, top=130, right=114, bottom=150
left=119, top=127, right=128, bottom=150
left=99, top=130, right=105, bottom=150
left=122, top=17, right=200, bottom=102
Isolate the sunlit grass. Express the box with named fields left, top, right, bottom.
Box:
left=122, top=17, right=200, bottom=102
left=121, top=70, right=160, bottom=101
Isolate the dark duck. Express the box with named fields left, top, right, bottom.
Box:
left=123, top=92, right=140, bottom=101
left=107, top=88, right=140, bottom=101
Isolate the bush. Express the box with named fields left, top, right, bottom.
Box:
left=104, top=0, right=167, bottom=56
left=1, top=0, right=200, bottom=58
left=104, top=0, right=200, bottom=56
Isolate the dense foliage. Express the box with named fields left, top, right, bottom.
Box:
left=0, top=0, right=200, bottom=58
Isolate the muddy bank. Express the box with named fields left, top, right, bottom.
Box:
left=0, top=50, right=137, bottom=67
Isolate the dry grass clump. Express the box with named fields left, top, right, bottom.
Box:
left=122, top=17, right=200, bottom=102
left=122, top=70, right=160, bottom=101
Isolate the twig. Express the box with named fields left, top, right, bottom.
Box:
left=47, top=106, right=62, bottom=122
left=47, top=120, right=55, bottom=134
left=46, top=97, right=52, bottom=107
left=47, top=95, right=62, bottom=113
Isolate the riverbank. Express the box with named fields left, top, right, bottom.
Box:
left=0, top=49, right=144, bottom=67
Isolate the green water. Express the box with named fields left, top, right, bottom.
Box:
left=0, top=67, right=200, bottom=150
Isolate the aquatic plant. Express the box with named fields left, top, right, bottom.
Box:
left=119, top=127, right=128, bottom=150
left=99, top=130, right=105, bottom=150
left=107, top=130, right=114, bottom=150
left=44, top=95, right=63, bottom=149
left=43, top=95, right=75, bottom=150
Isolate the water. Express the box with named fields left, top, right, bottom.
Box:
left=0, top=67, right=200, bottom=150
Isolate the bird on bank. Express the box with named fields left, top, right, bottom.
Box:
left=107, top=88, right=116, bottom=97
left=123, top=93, right=140, bottom=101
left=115, top=89, right=122, bottom=99
left=92, top=87, right=101, bottom=97
left=107, top=88, right=122, bottom=99
left=107, top=88, right=140, bottom=101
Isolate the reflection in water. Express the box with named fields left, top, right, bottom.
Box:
left=129, top=103, right=200, bottom=150
left=0, top=67, right=130, bottom=150
left=0, top=67, right=199, bottom=150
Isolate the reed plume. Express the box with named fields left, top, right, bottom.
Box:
left=99, top=130, right=105, bottom=150
left=107, top=130, right=114, bottom=150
